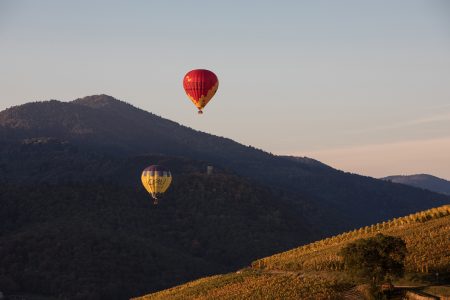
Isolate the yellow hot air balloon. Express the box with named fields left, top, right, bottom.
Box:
left=141, top=165, right=172, bottom=204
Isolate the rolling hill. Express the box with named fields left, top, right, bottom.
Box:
left=382, top=174, right=450, bottom=195
left=1, top=95, right=449, bottom=299
left=135, top=204, right=450, bottom=300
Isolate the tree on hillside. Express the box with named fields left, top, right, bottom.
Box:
left=339, top=234, right=407, bottom=285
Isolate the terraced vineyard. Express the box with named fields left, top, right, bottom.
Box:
left=253, top=205, right=450, bottom=274
left=135, top=271, right=352, bottom=300
left=135, top=205, right=450, bottom=300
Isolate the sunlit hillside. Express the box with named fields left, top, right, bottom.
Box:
left=135, top=204, right=450, bottom=300
left=253, top=205, right=450, bottom=274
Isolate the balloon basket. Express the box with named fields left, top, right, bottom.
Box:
left=198, top=110, right=203, bottom=114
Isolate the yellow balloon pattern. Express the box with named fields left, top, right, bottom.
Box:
left=141, top=167, right=172, bottom=202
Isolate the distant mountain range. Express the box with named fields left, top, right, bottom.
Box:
left=2, top=95, right=447, bottom=231
left=0, top=95, right=448, bottom=299
left=382, top=174, right=450, bottom=195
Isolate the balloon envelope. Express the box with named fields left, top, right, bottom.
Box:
left=141, top=165, right=172, bottom=203
left=183, top=69, right=219, bottom=114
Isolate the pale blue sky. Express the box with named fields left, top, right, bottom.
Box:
left=1, top=1, right=449, bottom=178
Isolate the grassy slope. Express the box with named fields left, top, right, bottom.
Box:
left=135, top=205, right=450, bottom=300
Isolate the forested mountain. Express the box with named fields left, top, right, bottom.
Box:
left=382, top=174, right=450, bottom=195
left=1, top=95, right=448, bottom=232
left=0, top=140, right=312, bottom=299
left=0, top=95, right=448, bottom=299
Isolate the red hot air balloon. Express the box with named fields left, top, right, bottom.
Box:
left=183, top=69, right=219, bottom=114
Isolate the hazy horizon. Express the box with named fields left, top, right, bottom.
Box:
left=1, top=0, right=449, bottom=179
